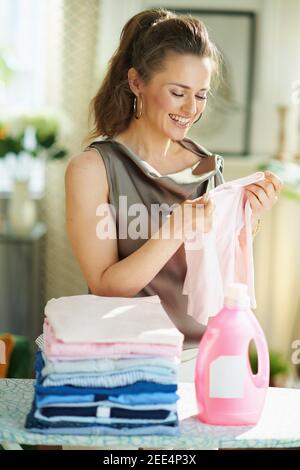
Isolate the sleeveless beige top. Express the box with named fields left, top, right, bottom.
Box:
left=85, top=137, right=224, bottom=344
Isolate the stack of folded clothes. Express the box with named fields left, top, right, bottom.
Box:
left=25, top=295, right=183, bottom=436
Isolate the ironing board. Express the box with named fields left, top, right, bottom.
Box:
left=1, top=379, right=300, bottom=450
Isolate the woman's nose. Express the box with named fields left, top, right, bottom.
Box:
left=181, top=97, right=198, bottom=116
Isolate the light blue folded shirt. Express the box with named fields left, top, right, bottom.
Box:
left=36, top=391, right=179, bottom=407
left=42, top=369, right=177, bottom=388
left=27, top=425, right=179, bottom=436
left=41, top=352, right=178, bottom=376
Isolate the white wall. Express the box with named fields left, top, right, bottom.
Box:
left=97, top=0, right=300, bottom=160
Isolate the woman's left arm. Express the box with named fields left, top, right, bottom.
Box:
left=244, top=171, right=283, bottom=233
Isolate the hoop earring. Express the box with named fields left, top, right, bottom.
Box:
left=134, top=95, right=143, bottom=119
left=193, top=112, right=203, bottom=124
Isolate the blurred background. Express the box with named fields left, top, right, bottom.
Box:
left=0, top=0, right=299, bottom=385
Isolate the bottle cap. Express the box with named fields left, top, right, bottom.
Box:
left=224, top=283, right=250, bottom=309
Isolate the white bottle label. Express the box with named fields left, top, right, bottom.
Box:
left=209, top=355, right=246, bottom=398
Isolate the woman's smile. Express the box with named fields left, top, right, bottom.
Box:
left=169, top=113, right=192, bottom=129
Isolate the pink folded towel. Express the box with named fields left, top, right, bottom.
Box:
left=45, top=294, right=183, bottom=347
left=43, top=320, right=182, bottom=360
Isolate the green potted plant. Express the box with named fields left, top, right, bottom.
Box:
left=0, top=113, right=68, bottom=161
left=0, top=112, right=70, bottom=235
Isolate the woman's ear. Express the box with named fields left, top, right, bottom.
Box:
left=128, top=67, right=143, bottom=95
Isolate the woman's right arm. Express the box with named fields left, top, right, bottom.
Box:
left=65, top=150, right=213, bottom=297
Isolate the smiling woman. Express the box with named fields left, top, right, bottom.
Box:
left=85, top=9, right=219, bottom=145
left=65, top=8, right=224, bottom=345
left=65, top=7, right=282, bottom=373
left=120, top=52, right=212, bottom=153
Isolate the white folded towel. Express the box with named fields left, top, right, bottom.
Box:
left=45, top=294, right=184, bottom=347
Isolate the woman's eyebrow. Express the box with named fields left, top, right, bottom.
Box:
left=168, top=82, right=210, bottom=91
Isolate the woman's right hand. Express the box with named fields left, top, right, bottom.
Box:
left=170, top=193, right=215, bottom=239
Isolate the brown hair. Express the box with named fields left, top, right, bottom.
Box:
left=85, top=8, right=220, bottom=143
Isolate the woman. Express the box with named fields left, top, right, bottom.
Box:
left=65, top=9, right=282, bottom=368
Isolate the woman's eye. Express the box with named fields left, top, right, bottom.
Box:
left=171, top=92, right=207, bottom=100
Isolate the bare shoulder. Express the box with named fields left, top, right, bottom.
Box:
left=66, top=148, right=105, bottom=175
left=65, top=148, right=108, bottom=197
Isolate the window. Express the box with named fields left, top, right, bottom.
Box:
left=0, top=0, right=50, bottom=112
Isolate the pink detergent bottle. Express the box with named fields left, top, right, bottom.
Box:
left=195, top=283, right=270, bottom=425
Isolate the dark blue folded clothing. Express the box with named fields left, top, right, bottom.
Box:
left=35, top=351, right=176, bottom=396
left=25, top=399, right=178, bottom=431
left=42, top=406, right=170, bottom=419
left=35, top=381, right=176, bottom=396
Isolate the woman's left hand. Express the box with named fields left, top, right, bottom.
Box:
left=244, top=171, right=283, bottom=219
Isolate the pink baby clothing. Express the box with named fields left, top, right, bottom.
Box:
left=45, top=294, right=183, bottom=347
left=43, top=320, right=182, bottom=360
left=183, top=172, right=265, bottom=325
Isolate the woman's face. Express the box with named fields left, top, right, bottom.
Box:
left=132, top=52, right=212, bottom=139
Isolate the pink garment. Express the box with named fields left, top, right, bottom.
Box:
left=183, top=172, right=265, bottom=325
left=45, top=294, right=183, bottom=347
left=43, top=320, right=182, bottom=360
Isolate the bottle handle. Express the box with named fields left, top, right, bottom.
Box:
left=249, top=335, right=270, bottom=388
